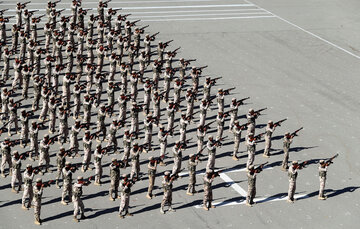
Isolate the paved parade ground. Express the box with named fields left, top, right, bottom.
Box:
left=0, top=0, right=360, bottom=228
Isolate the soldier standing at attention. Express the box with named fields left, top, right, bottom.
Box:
left=246, top=164, right=265, bottom=207
left=11, top=151, right=23, bottom=193
left=109, top=158, right=121, bottom=201
left=55, top=147, right=66, bottom=189
left=203, top=170, right=216, bottom=211
left=33, top=178, right=44, bottom=225
left=160, top=171, right=176, bottom=214
left=147, top=157, right=157, bottom=199
left=232, top=121, right=245, bottom=161
left=61, top=162, right=74, bottom=205
left=186, top=154, right=199, bottom=196
left=281, top=132, right=294, bottom=171
left=22, top=164, right=35, bottom=210
left=246, top=133, right=256, bottom=170
left=119, top=174, right=134, bottom=218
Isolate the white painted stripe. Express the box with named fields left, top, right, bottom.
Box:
left=0, top=0, right=219, bottom=5
left=219, top=173, right=248, bottom=197
left=127, top=12, right=270, bottom=18
left=124, top=8, right=262, bottom=14
left=141, top=15, right=275, bottom=22
left=243, top=0, right=360, bottom=60
left=194, top=194, right=310, bottom=208
left=178, top=166, right=273, bottom=177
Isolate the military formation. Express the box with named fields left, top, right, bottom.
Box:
left=0, top=0, right=338, bottom=225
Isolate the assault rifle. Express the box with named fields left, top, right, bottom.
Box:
left=273, top=118, right=287, bottom=127
left=290, top=127, right=303, bottom=138
left=325, top=153, right=339, bottom=166
left=223, top=87, right=235, bottom=95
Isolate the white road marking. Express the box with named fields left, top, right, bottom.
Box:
left=219, top=173, right=248, bottom=196
left=0, top=0, right=220, bottom=5
left=243, top=0, right=360, bottom=60
left=141, top=15, right=275, bottom=22
left=126, top=12, right=270, bottom=18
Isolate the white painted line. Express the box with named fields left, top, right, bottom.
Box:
left=0, top=0, right=219, bottom=5
left=194, top=194, right=310, bottom=208
left=219, top=173, right=248, bottom=197
left=126, top=12, right=270, bottom=18
left=141, top=15, right=275, bottom=22
left=178, top=166, right=273, bottom=177
left=243, top=0, right=360, bottom=60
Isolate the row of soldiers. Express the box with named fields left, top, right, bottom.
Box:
left=0, top=0, right=337, bottom=225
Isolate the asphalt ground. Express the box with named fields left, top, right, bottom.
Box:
left=0, top=0, right=359, bottom=228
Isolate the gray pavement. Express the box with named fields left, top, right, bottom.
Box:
left=0, top=0, right=359, bottom=228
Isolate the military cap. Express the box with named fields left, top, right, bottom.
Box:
left=189, top=154, right=194, bottom=158
left=133, top=142, right=138, bottom=146
left=292, top=161, right=298, bottom=165
left=44, top=134, right=49, bottom=138
left=77, top=176, right=83, bottom=180
left=65, top=162, right=71, bottom=166
left=149, top=156, right=154, bottom=160
left=319, top=160, right=325, bottom=164
left=36, top=178, right=42, bottom=183
left=164, top=171, right=170, bottom=176
left=218, top=88, right=223, bottom=92
left=112, top=158, right=117, bottom=162
left=249, top=165, right=255, bottom=170
left=26, top=164, right=32, bottom=168
left=248, top=133, right=254, bottom=136
left=249, top=108, right=254, bottom=113
left=268, top=120, right=273, bottom=124
left=208, top=135, right=213, bottom=139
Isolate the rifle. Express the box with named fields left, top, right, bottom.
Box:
left=224, top=87, right=235, bottom=95
left=203, top=120, right=216, bottom=129
left=165, top=125, right=178, bottom=135
left=149, top=32, right=159, bottom=40
left=211, top=169, right=224, bottom=177
left=254, top=132, right=265, bottom=141
left=163, top=39, right=173, bottom=47
left=139, top=25, right=149, bottom=31
left=184, top=59, right=196, bottom=65
left=56, top=9, right=65, bottom=15
left=41, top=180, right=55, bottom=188
left=90, top=131, right=101, bottom=139
left=295, top=160, right=309, bottom=170
left=20, top=1, right=31, bottom=8
left=9, top=139, right=21, bottom=146
left=212, top=136, right=228, bottom=147
left=0, top=9, right=9, bottom=14
left=19, top=150, right=31, bottom=159
left=109, top=8, right=122, bottom=15
left=207, top=96, right=216, bottom=104
left=196, top=65, right=208, bottom=73
left=29, top=10, right=39, bottom=14
left=120, top=13, right=131, bottom=20
left=253, top=162, right=268, bottom=173
left=130, top=19, right=140, bottom=26
left=48, top=134, right=60, bottom=144
left=209, top=76, right=222, bottom=84
left=273, top=118, right=287, bottom=127
left=51, top=0, right=62, bottom=7
left=325, top=153, right=339, bottom=165
left=79, top=176, right=92, bottom=185
left=34, top=14, right=46, bottom=20
left=170, top=168, right=185, bottom=180
left=254, top=107, right=267, bottom=115
left=237, top=97, right=250, bottom=105
left=290, top=127, right=303, bottom=138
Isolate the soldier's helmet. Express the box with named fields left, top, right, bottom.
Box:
left=85, top=130, right=90, bottom=134
left=13, top=151, right=19, bottom=155
left=249, top=165, right=255, bottom=170
left=100, top=104, right=105, bottom=108
left=232, top=98, right=236, bottom=101
left=218, top=88, right=223, bottom=92
left=21, top=109, right=26, bottom=113
left=208, top=135, right=213, bottom=139
left=248, top=133, right=254, bottom=136
left=268, top=120, right=273, bottom=124
left=36, top=178, right=42, bottom=183
left=26, top=164, right=32, bottom=168
left=206, top=168, right=213, bottom=173
left=249, top=108, right=254, bottom=113
left=234, top=120, right=239, bottom=124
left=44, top=134, right=49, bottom=138
left=189, top=154, right=194, bottom=158
left=60, top=147, right=65, bottom=151
left=175, top=140, right=180, bottom=145
left=96, top=143, right=101, bottom=148
left=65, top=162, right=71, bottom=166
left=124, top=129, right=129, bottom=133
left=319, top=160, right=325, bottom=164
left=122, top=174, right=129, bottom=178
left=285, top=132, right=290, bottom=135
left=164, top=171, right=170, bottom=176
left=292, top=161, right=298, bottom=165
left=133, top=142, right=138, bottom=146
left=112, top=158, right=117, bottom=162
left=77, top=176, right=83, bottom=181
left=149, top=156, right=154, bottom=160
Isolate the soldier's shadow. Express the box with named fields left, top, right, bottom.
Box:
left=86, top=206, right=119, bottom=219
left=302, top=186, right=360, bottom=200
left=43, top=210, right=74, bottom=222
left=131, top=202, right=161, bottom=214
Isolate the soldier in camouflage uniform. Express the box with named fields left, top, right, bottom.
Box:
left=216, top=112, right=226, bottom=140
left=11, top=151, right=23, bottom=193
left=216, top=89, right=224, bottom=113
left=147, top=157, right=157, bottom=199
left=287, top=161, right=298, bottom=203
left=119, top=174, right=134, bottom=218
left=246, top=165, right=257, bottom=207
left=122, top=130, right=133, bottom=165
left=171, top=141, right=184, bottom=176
left=39, top=135, right=52, bottom=175
left=72, top=176, right=90, bottom=222
left=61, top=162, right=74, bottom=205
left=318, top=160, right=328, bottom=200
left=246, top=109, right=257, bottom=141
left=197, top=125, right=207, bottom=155
left=109, top=158, right=121, bottom=201
left=281, top=132, right=294, bottom=171
left=55, top=147, right=66, bottom=188
left=96, top=104, right=107, bottom=142
left=232, top=121, right=245, bottom=161
left=29, top=121, right=39, bottom=160
left=143, top=114, right=154, bottom=152
left=203, top=170, right=216, bottom=211
left=82, top=131, right=93, bottom=172
left=160, top=171, right=176, bottom=214
left=263, top=120, right=276, bottom=158
left=70, top=121, right=82, bottom=158
left=158, top=126, right=168, bottom=166
left=93, top=144, right=104, bottom=185
left=199, top=99, right=210, bottom=127
left=58, top=106, right=70, bottom=144
left=33, top=178, right=44, bottom=225
left=246, top=133, right=256, bottom=170
left=106, top=119, right=121, bottom=154
left=187, top=154, right=199, bottom=195
left=22, top=164, right=35, bottom=209
left=130, top=142, right=141, bottom=180
left=1, top=138, right=12, bottom=177
left=19, top=109, right=29, bottom=147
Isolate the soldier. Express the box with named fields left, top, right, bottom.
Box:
left=7, top=98, right=20, bottom=136
left=96, top=104, right=107, bottom=142
left=109, top=158, right=121, bottom=201
left=83, top=94, right=94, bottom=125
left=143, top=78, right=152, bottom=114
left=73, top=176, right=91, bottom=222
left=39, top=135, right=54, bottom=175
left=139, top=50, right=147, bottom=77
left=246, top=108, right=258, bottom=140
left=152, top=91, right=161, bottom=123
left=22, top=164, right=35, bottom=210
left=197, top=125, right=207, bottom=155
left=171, top=141, right=184, bottom=176
left=130, top=102, right=141, bottom=138
left=203, top=77, right=213, bottom=101
left=158, top=126, right=168, bottom=166
left=232, top=121, right=246, bottom=160
left=39, top=86, right=50, bottom=122
left=152, top=59, right=161, bottom=91
left=122, top=129, right=133, bottom=165
left=119, top=174, right=134, bottom=218
left=190, top=66, right=200, bottom=92
left=246, top=133, right=256, bottom=170
left=147, top=157, right=157, bottom=199
left=165, top=49, right=175, bottom=69
left=185, top=89, right=196, bottom=119
left=62, top=73, right=73, bottom=108
left=55, top=148, right=67, bottom=188
left=216, top=112, right=227, bottom=140
left=160, top=171, right=176, bottom=214
left=187, top=154, right=199, bottom=195
left=21, top=64, right=31, bottom=99
left=246, top=165, right=257, bottom=207
left=108, top=52, right=117, bottom=81
left=33, top=178, right=44, bottom=225
left=281, top=132, right=294, bottom=171
left=61, top=162, right=74, bottom=205
left=31, top=76, right=42, bottom=111
left=73, top=84, right=82, bottom=119
left=287, top=161, right=299, bottom=203
left=229, top=98, right=240, bottom=131
left=179, top=113, right=190, bottom=144
left=216, top=88, right=225, bottom=113
left=130, top=142, right=142, bottom=181
left=11, top=151, right=23, bottom=193
left=143, top=114, right=154, bottom=152
left=206, top=136, right=219, bottom=171
left=70, top=121, right=82, bottom=158
left=163, top=67, right=173, bottom=102
left=48, top=97, right=58, bottom=134
left=199, top=99, right=210, bottom=127
left=319, top=160, right=329, bottom=200
left=173, top=78, right=183, bottom=105
left=130, top=71, right=139, bottom=101
left=29, top=121, right=39, bottom=161
left=106, top=119, right=122, bottom=154
left=107, top=82, right=116, bottom=109
left=19, top=109, right=30, bottom=147
left=82, top=131, right=94, bottom=172
left=117, top=92, right=128, bottom=123
left=94, top=144, right=105, bottom=186
left=203, top=170, right=216, bottom=211
left=58, top=106, right=70, bottom=144
left=263, top=120, right=276, bottom=158
left=1, top=88, right=11, bottom=121
left=1, top=138, right=13, bottom=177
left=166, top=101, right=176, bottom=136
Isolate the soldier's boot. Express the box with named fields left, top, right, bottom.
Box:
left=11, top=187, right=17, bottom=193
left=168, top=207, right=176, bottom=212
left=22, top=204, right=29, bottom=210
left=210, top=202, right=216, bottom=208
left=46, top=168, right=52, bottom=173
left=186, top=187, right=194, bottom=196
left=16, top=186, right=21, bottom=193
left=56, top=179, right=60, bottom=189
left=61, top=200, right=68, bottom=205
left=73, top=216, right=79, bottom=222
left=160, top=207, right=165, bottom=214
left=146, top=193, right=152, bottom=199
left=318, top=195, right=327, bottom=200
left=80, top=213, right=86, bottom=220
left=287, top=198, right=294, bottom=203
left=126, top=212, right=133, bottom=217
left=159, top=161, right=165, bottom=166
left=232, top=155, right=239, bottom=161
left=81, top=166, right=85, bottom=172
left=34, top=220, right=41, bottom=225
left=1, top=172, right=5, bottom=178
left=109, top=196, right=115, bottom=201
left=203, top=205, right=209, bottom=211
left=119, top=214, right=124, bottom=219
